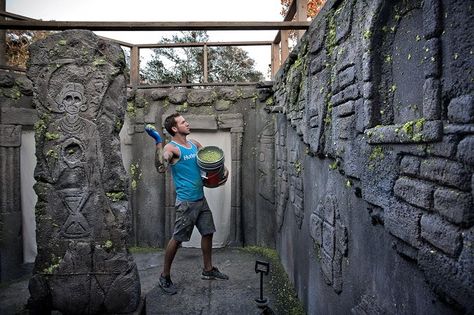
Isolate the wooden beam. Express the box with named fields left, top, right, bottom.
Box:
left=284, top=0, right=298, bottom=22
left=281, top=30, right=289, bottom=65
left=274, top=0, right=298, bottom=44
left=130, top=46, right=139, bottom=87
left=271, top=43, right=281, bottom=79
left=97, top=35, right=133, bottom=48
left=0, top=10, right=33, bottom=21
left=296, top=0, right=308, bottom=39
left=135, top=82, right=260, bottom=89
left=137, top=41, right=272, bottom=49
left=0, top=20, right=310, bottom=31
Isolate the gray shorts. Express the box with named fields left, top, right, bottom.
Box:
left=173, top=197, right=216, bottom=242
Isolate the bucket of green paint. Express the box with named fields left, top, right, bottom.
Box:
left=197, top=146, right=225, bottom=188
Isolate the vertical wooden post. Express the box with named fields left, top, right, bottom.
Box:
left=281, top=30, right=289, bottom=66
left=130, top=45, right=139, bottom=86
left=271, top=42, right=280, bottom=79
left=0, top=0, right=6, bottom=66
left=203, top=44, right=208, bottom=83
left=296, top=0, right=308, bottom=39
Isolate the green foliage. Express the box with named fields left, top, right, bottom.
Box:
left=42, top=254, right=62, bottom=275
left=142, top=31, right=263, bottom=84
left=241, top=246, right=306, bottom=315
left=106, top=191, right=126, bottom=201
left=45, top=132, right=60, bottom=141
left=130, top=162, right=142, bottom=191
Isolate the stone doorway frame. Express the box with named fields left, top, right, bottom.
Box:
left=163, top=113, right=244, bottom=246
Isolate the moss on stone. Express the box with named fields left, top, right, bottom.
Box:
left=126, top=101, right=136, bottom=117
left=45, top=132, right=60, bottom=141
left=399, top=118, right=425, bottom=141
left=42, top=254, right=62, bottom=275
left=294, top=160, right=302, bottom=176
left=130, top=162, right=142, bottom=191
left=104, top=240, right=113, bottom=250
left=106, top=191, right=126, bottom=201
left=46, top=149, right=58, bottom=159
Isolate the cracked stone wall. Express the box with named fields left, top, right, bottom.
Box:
left=272, top=0, right=473, bottom=314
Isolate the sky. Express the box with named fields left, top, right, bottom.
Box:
left=6, top=0, right=284, bottom=79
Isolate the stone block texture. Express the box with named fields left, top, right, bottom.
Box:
left=272, top=0, right=474, bottom=314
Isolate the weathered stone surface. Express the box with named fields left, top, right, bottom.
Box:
left=187, top=89, right=216, bottom=106
left=423, top=38, right=441, bottom=78
left=218, top=87, right=239, bottom=101
left=418, top=246, right=474, bottom=312
left=400, top=155, right=421, bottom=176
left=16, top=75, right=33, bottom=96
left=0, top=107, right=38, bottom=125
left=271, top=1, right=473, bottom=314
left=457, top=136, right=474, bottom=166
left=393, top=177, right=434, bottom=210
left=150, top=88, right=168, bottom=101
left=423, top=78, right=441, bottom=120
left=351, top=294, right=386, bottom=315
left=322, top=222, right=335, bottom=257
left=184, top=114, right=217, bottom=130
left=334, top=0, right=353, bottom=44
left=310, top=213, right=323, bottom=245
left=216, top=113, right=242, bottom=129
left=330, top=84, right=360, bottom=107
left=423, top=0, right=442, bottom=39
left=0, top=72, right=15, bottom=87
left=448, top=94, right=474, bottom=124
left=0, top=125, right=21, bottom=147
left=333, top=101, right=355, bottom=118
left=366, top=121, right=443, bottom=144
left=420, top=214, right=462, bottom=256
left=26, top=30, right=140, bottom=314
left=434, top=187, right=474, bottom=226
left=333, top=66, right=356, bottom=93
left=214, top=99, right=231, bottom=111
left=419, top=157, right=471, bottom=191
left=426, top=135, right=459, bottom=159
left=168, top=89, right=188, bottom=104
left=385, top=201, right=422, bottom=248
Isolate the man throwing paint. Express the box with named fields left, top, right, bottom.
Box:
left=157, top=113, right=229, bottom=295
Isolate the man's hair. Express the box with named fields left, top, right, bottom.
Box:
left=164, top=113, right=181, bottom=136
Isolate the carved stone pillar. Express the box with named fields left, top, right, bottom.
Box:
left=26, top=30, right=140, bottom=314
left=0, top=124, right=23, bottom=281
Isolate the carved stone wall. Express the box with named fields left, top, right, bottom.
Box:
left=272, top=0, right=473, bottom=314
left=125, top=84, right=275, bottom=247
left=26, top=30, right=140, bottom=314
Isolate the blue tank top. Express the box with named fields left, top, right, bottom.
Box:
left=170, top=140, right=204, bottom=201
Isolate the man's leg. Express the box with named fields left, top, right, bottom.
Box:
left=163, top=238, right=181, bottom=277
left=201, top=233, right=213, bottom=272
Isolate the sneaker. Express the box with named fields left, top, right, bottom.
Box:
left=159, top=274, right=177, bottom=295
left=201, top=266, right=229, bottom=280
